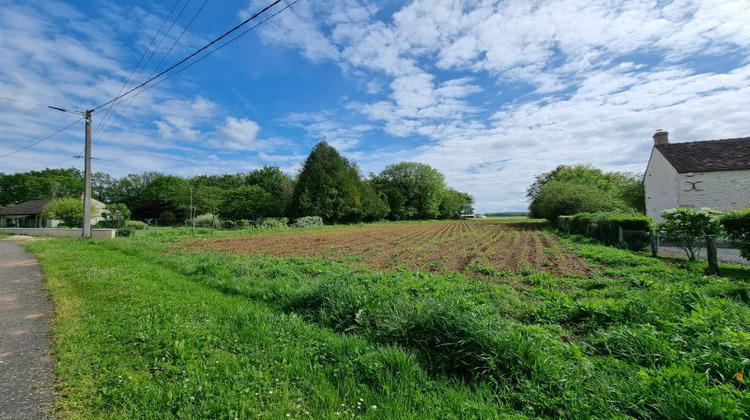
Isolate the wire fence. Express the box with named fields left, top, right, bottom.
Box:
left=621, top=229, right=750, bottom=266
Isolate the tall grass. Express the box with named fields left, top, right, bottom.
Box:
left=25, top=224, right=750, bottom=418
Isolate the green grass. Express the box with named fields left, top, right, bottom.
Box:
left=25, top=224, right=750, bottom=419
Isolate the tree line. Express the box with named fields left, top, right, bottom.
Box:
left=0, top=142, right=473, bottom=224
left=527, top=164, right=646, bottom=221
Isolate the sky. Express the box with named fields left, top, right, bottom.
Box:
left=1, top=0, right=749, bottom=212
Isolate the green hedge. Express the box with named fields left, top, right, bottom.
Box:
left=567, top=212, right=652, bottom=250
left=721, top=209, right=750, bottom=259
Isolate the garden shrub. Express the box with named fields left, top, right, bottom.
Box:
left=193, top=214, right=222, bottom=228
left=658, top=207, right=723, bottom=261
left=721, top=208, right=750, bottom=259
left=257, top=217, right=288, bottom=229
left=125, top=220, right=148, bottom=230
left=292, top=216, right=324, bottom=227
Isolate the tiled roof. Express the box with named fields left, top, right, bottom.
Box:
left=0, top=199, right=51, bottom=216
left=655, top=137, right=750, bottom=173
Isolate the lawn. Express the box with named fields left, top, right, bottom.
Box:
left=25, top=219, right=749, bottom=419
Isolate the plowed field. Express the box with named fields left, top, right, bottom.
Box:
left=183, top=220, right=592, bottom=276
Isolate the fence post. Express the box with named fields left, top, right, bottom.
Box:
left=650, top=230, right=658, bottom=258
left=618, top=226, right=624, bottom=244
left=705, top=235, right=720, bottom=275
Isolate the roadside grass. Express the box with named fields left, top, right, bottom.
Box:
left=25, top=222, right=750, bottom=418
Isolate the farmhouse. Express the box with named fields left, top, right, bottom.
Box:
left=644, top=131, right=750, bottom=221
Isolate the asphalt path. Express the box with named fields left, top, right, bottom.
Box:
left=0, top=239, right=54, bottom=420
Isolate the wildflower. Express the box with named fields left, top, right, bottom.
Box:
left=371, top=405, right=377, bottom=410
left=736, top=372, right=744, bottom=381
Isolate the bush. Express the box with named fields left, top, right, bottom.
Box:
left=192, top=214, right=222, bottom=228
left=557, top=215, right=573, bottom=232
left=658, top=208, right=723, bottom=261
left=721, top=209, right=750, bottom=259
left=116, top=227, right=133, bottom=237
left=125, top=220, right=148, bottom=230
left=567, top=212, right=652, bottom=250
left=257, top=217, right=288, bottom=229
left=292, top=216, right=324, bottom=228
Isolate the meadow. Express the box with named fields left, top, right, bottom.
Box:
left=24, top=219, right=749, bottom=419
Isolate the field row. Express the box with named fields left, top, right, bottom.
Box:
left=182, top=219, right=592, bottom=276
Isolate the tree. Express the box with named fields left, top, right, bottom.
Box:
left=245, top=166, right=295, bottom=216
left=374, top=162, right=447, bottom=220
left=531, top=180, right=623, bottom=222
left=42, top=198, right=93, bottom=227
left=359, top=180, right=390, bottom=221
left=99, top=203, right=131, bottom=228
left=658, top=207, right=724, bottom=261
left=439, top=189, right=475, bottom=219
left=527, top=165, right=644, bottom=219
left=221, top=186, right=275, bottom=220
left=290, top=142, right=364, bottom=223
left=0, top=168, right=83, bottom=206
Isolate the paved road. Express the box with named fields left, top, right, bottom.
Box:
left=0, top=239, right=54, bottom=420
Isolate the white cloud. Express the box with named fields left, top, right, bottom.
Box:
left=216, top=117, right=261, bottom=150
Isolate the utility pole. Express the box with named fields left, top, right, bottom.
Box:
left=82, top=109, right=93, bottom=238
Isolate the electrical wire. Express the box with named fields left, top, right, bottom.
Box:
left=0, top=96, right=84, bottom=115
left=93, top=0, right=284, bottom=111
left=93, top=0, right=183, bottom=138
left=0, top=117, right=84, bottom=158
left=103, top=0, right=301, bottom=109
left=93, top=0, right=209, bottom=145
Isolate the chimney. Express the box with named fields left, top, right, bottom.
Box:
left=653, top=130, right=669, bottom=146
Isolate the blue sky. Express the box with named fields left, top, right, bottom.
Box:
left=1, top=0, right=749, bottom=212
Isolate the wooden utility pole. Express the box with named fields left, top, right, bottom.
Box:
left=82, top=109, right=93, bottom=238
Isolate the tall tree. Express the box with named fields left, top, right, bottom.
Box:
left=290, top=142, right=364, bottom=223
left=374, top=162, right=447, bottom=220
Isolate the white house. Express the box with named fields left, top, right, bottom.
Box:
left=644, top=131, right=750, bottom=221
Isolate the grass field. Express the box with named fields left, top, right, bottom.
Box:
left=24, top=219, right=750, bottom=418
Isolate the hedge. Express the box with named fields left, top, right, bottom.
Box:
left=721, top=209, right=750, bottom=259
left=566, top=212, right=652, bottom=250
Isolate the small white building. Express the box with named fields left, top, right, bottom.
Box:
left=644, top=131, right=750, bottom=222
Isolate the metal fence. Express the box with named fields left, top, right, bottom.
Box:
left=646, top=232, right=749, bottom=266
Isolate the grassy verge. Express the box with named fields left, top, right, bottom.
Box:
left=25, top=224, right=750, bottom=418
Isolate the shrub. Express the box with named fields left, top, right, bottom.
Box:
left=658, top=208, right=723, bottom=261
left=257, top=217, right=288, bottom=229
left=292, top=216, right=324, bottom=228
left=116, top=227, right=133, bottom=237
left=192, top=214, right=222, bottom=228
left=567, top=212, right=652, bottom=250
left=125, top=220, right=148, bottom=230
left=721, top=208, right=750, bottom=259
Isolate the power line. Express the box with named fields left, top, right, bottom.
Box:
left=0, top=96, right=84, bottom=115
left=0, top=117, right=84, bottom=158
left=104, top=0, right=301, bottom=109
left=93, top=0, right=209, bottom=145
left=93, top=0, right=184, bottom=138
left=93, top=0, right=284, bottom=112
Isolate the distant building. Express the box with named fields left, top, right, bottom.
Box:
left=0, top=198, right=106, bottom=228
left=644, top=131, right=750, bottom=221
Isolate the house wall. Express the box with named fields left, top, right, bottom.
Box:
left=644, top=149, right=679, bottom=221
left=675, top=169, right=750, bottom=212
left=645, top=148, right=750, bottom=221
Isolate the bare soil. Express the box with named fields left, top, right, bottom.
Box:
left=182, top=220, right=592, bottom=276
